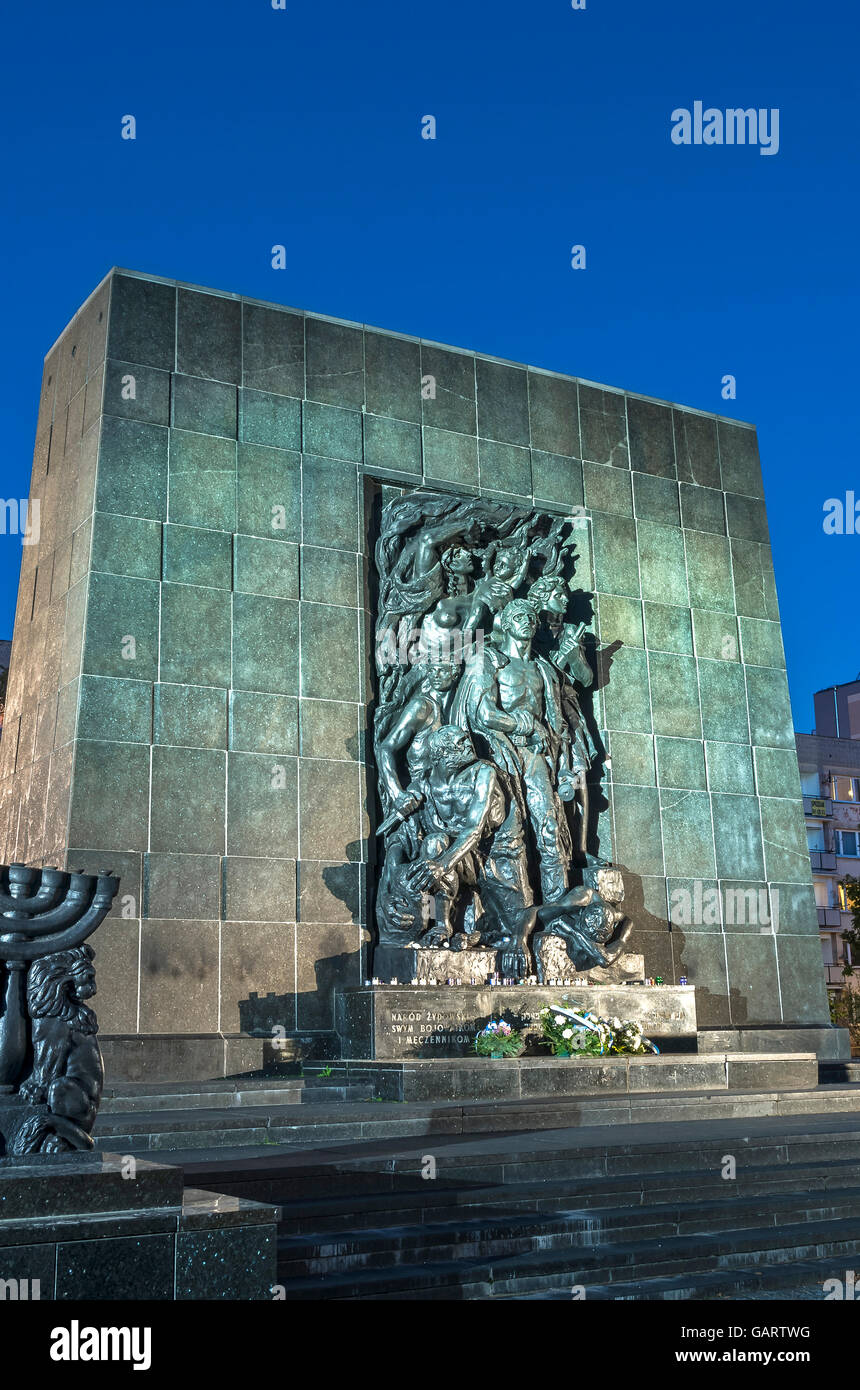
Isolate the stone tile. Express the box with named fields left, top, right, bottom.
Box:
left=578, top=384, right=628, bottom=467
left=602, top=646, right=651, bottom=733
left=530, top=451, right=583, bottom=507
left=177, top=289, right=241, bottom=383
left=637, top=520, right=688, bottom=607
left=299, top=758, right=362, bottom=860
left=673, top=409, right=720, bottom=489
left=768, top=883, right=817, bottom=934
left=423, top=427, right=478, bottom=489
left=145, top=852, right=221, bottom=919
left=731, top=540, right=779, bottom=620
left=754, top=745, right=802, bottom=800
left=299, top=699, right=361, bottom=761
left=82, top=572, right=159, bottom=680
left=172, top=375, right=237, bottom=438
left=739, top=617, right=785, bottom=669
left=672, top=932, right=730, bottom=1025
left=301, top=454, right=360, bottom=550
left=661, top=788, right=715, bottom=877
left=656, top=736, right=706, bottom=790
left=719, top=880, right=772, bottom=933
left=242, top=302, right=304, bottom=397
left=627, top=397, right=676, bottom=477
left=718, top=421, right=764, bottom=498
left=160, top=583, right=231, bottom=687
left=301, top=546, right=359, bottom=606
left=692, top=608, right=739, bottom=663
left=685, top=531, right=734, bottom=613
left=475, top=358, right=529, bottom=446
left=305, top=317, right=364, bottom=407
left=298, top=860, right=361, bottom=923
left=591, top=513, right=639, bottom=597
left=642, top=601, right=693, bottom=656
left=238, top=380, right=302, bottom=450
left=528, top=371, right=579, bottom=457
left=168, top=431, right=236, bottom=531
left=725, top=934, right=780, bottom=1025
left=154, top=683, right=227, bottom=748
left=777, top=936, right=830, bottom=1024
left=746, top=666, right=795, bottom=749
left=224, top=856, right=297, bottom=921
left=478, top=440, right=532, bottom=497
left=697, top=659, right=749, bottom=742
left=230, top=690, right=298, bottom=755
left=227, top=752, right=298, bottom=857
left=303, top=401, right=362, bottom=462
left=365, top=331, right=421, bottom=422
left=232, top=593, right=300, bottom=694
left=234, top=535, right=299, bottom=600
left=632, top=472, right=680, bottom=527
left=725, top=493, right=769, bottom=543
left=107, top=274, right=176, bottom=370
left=363, top=415, right=421, bottom=476
left=237, top=443, right=301, bottom=542
left=420, top=344, right=476, bottom=434
left=598, top=593, right=643, bottom=648
left=150, top=747, right=226, bottom=854
left=139, top=920, right=220, bottom=1033
left=607, top=730, right=655, bottom=787
left=56, top=1234, right=176, bottom=1301
left=220, top=921, right=297, bottom=1033
left=96, top=418, right=168, bottom=520
left=584, top=460, right=632, bottom=517
left=667, top=877, right=721, bottom=932
left=300, top=602, right=360, bottom=702
left=103, top=360, right=170, bottom=425
left=679, top=482, right=725, bottom=535
left=759, top=796, right=810, bottom=883
left=296, top=921, right=361, bottom=1028
left=68, top=739, right=150, bottom=851
left=711, top=794, right=765, bottom=880
left=649, top=652, right=701, bottom=738
left=705, top=740, right=755, bottom=794
left=163, top=523, right=232, bottom=589
left=78, top=674, right=152, bottom=743
left=86, top=916, right=140, bottom=1032
left=90, top=512, right=162, bottom=581
left=611, top=784, right=663, bottom=876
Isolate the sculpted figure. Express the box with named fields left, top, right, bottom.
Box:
left=12, top=944, right=103, bottom=1154
left=452, top=598, right=577, bottom=903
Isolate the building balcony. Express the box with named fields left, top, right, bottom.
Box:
left=804, top=795, right=833, bottom=818
left=810, top=850, right=837, bottom=871
left=819, top=906, right=844, bottom=928
left=826, top=963, right=847, bottom=986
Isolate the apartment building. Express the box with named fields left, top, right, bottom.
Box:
left=796, top=677, right=860, bottom=992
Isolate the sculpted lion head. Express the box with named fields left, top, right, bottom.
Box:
left=27, top=944, right=98, bottom=1029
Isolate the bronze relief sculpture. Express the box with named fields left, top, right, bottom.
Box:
left=373, top=490, right=631, bottom=980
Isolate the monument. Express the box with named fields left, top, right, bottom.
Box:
left=0, top=266, right=844, bottom=1089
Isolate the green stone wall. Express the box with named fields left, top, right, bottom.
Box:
left=0, top=268, right=829, bottom=1058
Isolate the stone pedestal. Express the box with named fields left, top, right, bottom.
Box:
left=0, top=1151, right=277, bottom=1299
left=337, top=982, right=696, bottom=1060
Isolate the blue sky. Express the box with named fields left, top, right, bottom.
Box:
left=1, top=0, right=856, bottom=729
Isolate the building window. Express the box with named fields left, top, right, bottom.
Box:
left=831, top=775, right=860, bottom=802
left=814, top=878, right=832, bottom=907
left=836, top=830, right=860, bottom=857
left=839, top=882, right=852, bottom=910
left=807, top=826, right=825, bottom=853
left=801, top=772, right=821, bottom=796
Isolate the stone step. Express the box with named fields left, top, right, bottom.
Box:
left=486, top=1256, right=839, bottom=1300
left=275, top=1214, right=860, bottom=1299
left=276, top=1186, right=860, bottom=1277
left=92, top=1082, right=860, bottom=1154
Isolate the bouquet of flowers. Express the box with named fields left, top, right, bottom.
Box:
left=539, top=1003, right=659, bottom=1057
left=474, top=1019, right=524, bottom=1058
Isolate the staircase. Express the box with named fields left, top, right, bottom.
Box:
left=181, top=1111, right=860, bottom=1299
